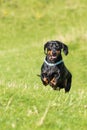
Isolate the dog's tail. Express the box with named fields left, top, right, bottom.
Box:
left=37, top=74, right=41, bottom=77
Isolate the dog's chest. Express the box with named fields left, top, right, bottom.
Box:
left=44, top=64, right=60, bottom=77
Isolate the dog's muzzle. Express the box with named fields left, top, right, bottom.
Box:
left=47, top=50, right=60, bottom=60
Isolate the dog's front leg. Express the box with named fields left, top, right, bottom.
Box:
left=49, top=71, right=60, bottom=89
left=50, top=77, right=60, bottom=90
left=41, top=74, right=49, bottom=86
left=50, top=77, right=56, bottom=86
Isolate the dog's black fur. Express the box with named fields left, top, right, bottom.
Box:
left=40, top=40, right=72, bottom=92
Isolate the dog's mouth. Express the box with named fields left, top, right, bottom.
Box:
left=51, top=55, right=57, bottom=59
left=48, top=55, right=57, bottom=61
left=47, top=50, right=60, bottom=60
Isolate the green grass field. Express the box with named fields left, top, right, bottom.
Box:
left=0, top=0, right=87, bottom=130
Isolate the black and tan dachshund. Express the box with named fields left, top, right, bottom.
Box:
left=39, top=40, right=72, bottom=92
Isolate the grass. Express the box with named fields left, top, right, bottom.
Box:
left=0, top=0, right=87, bottom=130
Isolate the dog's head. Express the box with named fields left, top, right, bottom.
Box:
left=44, top=40, right=68, bottom=61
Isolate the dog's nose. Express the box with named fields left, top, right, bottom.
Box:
left=52, top=50, right=56, bottom=56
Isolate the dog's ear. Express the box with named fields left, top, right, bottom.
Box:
left=61, top=43, right=68, bottom=55
left=57, top=41, right=68, bottom=55
left=44, top=42, right=49, bottom=54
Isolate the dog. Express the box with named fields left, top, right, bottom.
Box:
left=39, top=40, right=72, bottom=92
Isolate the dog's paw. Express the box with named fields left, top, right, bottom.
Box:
left=50, top=78, right=56, bottom=86
left=42, top=78, right=49, bottom=86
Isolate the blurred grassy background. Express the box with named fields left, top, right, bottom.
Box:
left=0, top=0, right=87, bottom=130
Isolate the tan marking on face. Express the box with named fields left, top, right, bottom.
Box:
left=56, top=50, right=60, bottom=55
left=47, top=50, right=52, bottom=55
left=47, top=50, right=60, bottom=56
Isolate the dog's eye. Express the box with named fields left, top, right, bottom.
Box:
left=56, top=44, right=58, bottom=47
left=55, top=44, right=60, bottom=49
left=56, top=46, right=59, bottom=49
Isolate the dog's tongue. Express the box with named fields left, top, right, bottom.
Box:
left=49, top=55, right=57, bottom=60
left=52, top=56, right=56, bottom=59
